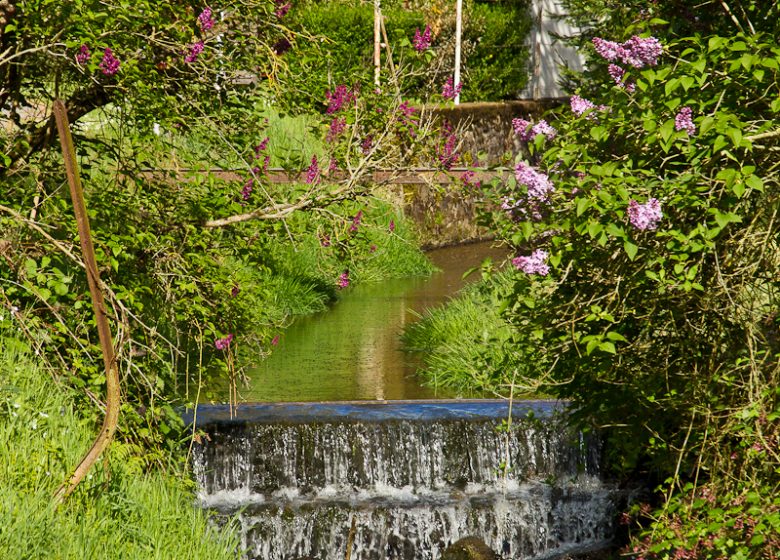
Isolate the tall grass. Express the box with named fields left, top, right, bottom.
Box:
left=401, top=270, right=523, bottom=396
left=0, top=336, right=238, bottom=560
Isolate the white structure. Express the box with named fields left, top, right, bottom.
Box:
left=521, top=0, right=584, bottom=99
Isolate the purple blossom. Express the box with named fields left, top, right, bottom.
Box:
left=512, top=118, right=532, bottom=137
left=369, top=244, right=377, bottom=253
left=570, top=94, right=596, bottom=117
left=198, top=7, right=214, bottom=31
left=231, top=285, right=240, bottom=297
left=328, top=157, right=338, bottom=173
left=441, top=77, right=462, bottom=101
left=593, top=35, right=662, bottom=69
left=255, top=137, right=270, bottom=155
left=530, top=120, right=557, bottom=140
left=275, top=1, right=291, bottom=18
left=350, top=210, right=363, bottom=233
left=512, top=249, right=550, bottom=276
left=337, top=270, right=350, bottom=289
left=273, top=38, right=292, bottom=55
left=99, top=48, right=120, bottom=76
left=325, top=85, right=355, bottom=114
left=185, top=40, right=205, bottom=63
left=214, top=333, right=234, bottom=350
left=413, top=25, right=432, bottom=52
left=271, top=334, right=280, bottom=346
left=674, top=106, right=696, bottom=136
left=515, top=162, right=555, bottom=201
left=438, top=133, right=459, bottom=170
left=461, top=170, right=480, bottom=189
left=388, top=219, right=395, bottom=232
left=241, top=179, right=253, bottom=201
left=326, top=117, right=346, bottom=142
left=361, top=135, right=374, bottom=155
left=305, top=155, right=319, bottom=184
left=76, top=44, right=91, bottom=65
left=608, top=64, right=625, bottom=84
left=628, top=198, right=663, bottom=231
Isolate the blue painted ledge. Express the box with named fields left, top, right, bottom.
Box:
left=181, top=399, right=566, bottom=427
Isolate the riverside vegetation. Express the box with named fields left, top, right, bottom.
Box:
left=0, top=0, right=475, bottom=554
left=407, top=3, right=780, bottom=557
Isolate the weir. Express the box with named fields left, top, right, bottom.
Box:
left=189, top=400, right=617, bottom=559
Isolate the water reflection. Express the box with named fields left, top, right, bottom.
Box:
left=216, top=241, right=508, bottom=403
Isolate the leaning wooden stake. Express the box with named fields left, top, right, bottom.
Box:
left=52, top=99, right=121, bottom=503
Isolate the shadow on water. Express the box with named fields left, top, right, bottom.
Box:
left=209, top=241, right=508, bottom=403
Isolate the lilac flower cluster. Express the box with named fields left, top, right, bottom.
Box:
left=275, top=1, right=290, bottom=18
left=231, top=285, right=240, bottom=297
left=388, top=219, right=395, bottom=233
left=512, top=249, right=550, bottom=276
left=461, top=170, right=481, bottom=189
left=337, top=270, right=350, bottom=289
left=674, top=107, right=696, bottom=136
left=305, top=155, right=319, bottom=184
left=241, top=179, right=253, bottom=201
left=99, top=48, right=120, bottom=76
left=214, top=333, right=234, bottom=350
left=396, top=100, right=419, bottom=136
left=350, top=210, right=363, bottom=233
left=628, top=198, right=663, bottom=231
left=185, top=40, right=205, bottom=63
left=327, top=117, right=346, bottom=142
left=328, top=157, right=338, bottom=174
left=441, top=77, right=462, bottom=101
left=325, top=85, right=355, bottom=114
left=413, top=25, right=432, bottom=52
left=592, top=36, right=663, bottom=69
left=360, top=135, right=374, bottom=155
left=76, top=44, right=91, bottom=65
left=438, top=132, right=459, bottom=170
left=515, top=162, right=554, bottom=202
left=512, top=118, right=556, bottom=141
left=198, top=7, right=214, bottom=31
left=570, top=95, right=596, bottom=117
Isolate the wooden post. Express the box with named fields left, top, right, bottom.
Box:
left=454, top=0, right=463, bottom=105
left=373, top=0, right=382, bottom=86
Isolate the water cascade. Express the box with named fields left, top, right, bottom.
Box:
left=189, top=401, right=617, bottom=559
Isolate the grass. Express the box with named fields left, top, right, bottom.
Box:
left=401, top=269, right=525, bottom=396
left=0, top=336, right=239, bottom=560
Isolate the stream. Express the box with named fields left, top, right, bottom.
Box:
left=216, top=241, right=509, bottom=403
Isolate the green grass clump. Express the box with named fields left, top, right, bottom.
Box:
left=402, top=269, right=522, bottom=396
left=0, top=337, right=238, bottom=560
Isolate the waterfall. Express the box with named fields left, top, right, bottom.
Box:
left=188, top=400, right=616, bottom=559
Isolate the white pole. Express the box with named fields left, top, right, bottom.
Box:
left=454, top=0, right=463, bottom=105
left=374, top=0, right=382, bottom=86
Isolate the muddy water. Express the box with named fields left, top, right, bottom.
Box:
left=221, top=241, right=507, bottom=403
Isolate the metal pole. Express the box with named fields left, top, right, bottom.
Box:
left=374, top=0, right=381, bottom=86
left=454, top=0, right=462, bottom=105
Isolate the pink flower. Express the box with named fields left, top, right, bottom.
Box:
left=628, top=198, right=663, bottom=231
left=320, top=234, right=331, bottom=247
left=198, top=7, right=215, bottom=31
left=608, top=64, right=625, bottom=84
left=328, top=157, right=338, bottom=173
left=674, top=107, right=696, bottom=136
left=512, top=249, right=550, bottom=276
left=275, top=1, right=290, bottom=18
left=442, top=77, right=462, bottom=100
left=326, top=117, right=346, bottom=142
left=255, top=137, right=270, bottom=155
left=570, top=95, right=596, bottom=117
left=241, top=179, right=253, bottom=201
left=515, top=162, right=554, bottom=202
left=305, top=155, right=319, bottom=184
left=76, top=44, right=91, bottom=65
left=413, top=25, right=432, bottom=52
left=592, top=35, right=662, bottom=68
left=350, top=210, right=363, bottom=233
left=438, top=133, right=459, bottom=170
left=185, top=40, right=205, bottom=63
left=215, top=333, right=234, bottom=350
left=592, top=37, right=623, bottom=61
left=231, top=285, right=240, bottom=297
left=271, top=334, right=280, bottom=346
left=361, top=135, right=374, bottom=155
left=325, top=85, right=355, bottom=114
left=337, top=270, right=350, bottom=289
left=512, top=118, right=531, bottom=137
left=369, top=244, right=377, bottom=253
left=530, top=120, right=556, bottom=140
left=99, top=48, right=120, bottom=76
left=388, top=219, right=395, bottom=232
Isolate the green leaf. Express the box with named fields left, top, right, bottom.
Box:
left=599, top=341, right=617, bottom=354
left=624, top=240, right=639, bottom=261
left=576, top=197, right=590, bottom=216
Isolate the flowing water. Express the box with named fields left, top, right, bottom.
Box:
left=191, top=242, right=618, bottom=559
left=189, top=402, right=616, bottom=560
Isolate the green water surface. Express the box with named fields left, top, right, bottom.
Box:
left=212, top=241, right=507, bottom=402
